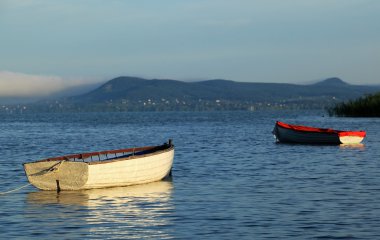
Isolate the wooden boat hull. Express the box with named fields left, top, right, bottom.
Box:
left=273, top=121, right=365, bottom=144
left=24, top=141, right=174, bottom=191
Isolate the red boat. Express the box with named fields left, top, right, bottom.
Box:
left=273, top=121, right=366, bottom=144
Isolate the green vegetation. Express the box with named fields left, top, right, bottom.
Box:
left=329, top=92, right=380, bottom=117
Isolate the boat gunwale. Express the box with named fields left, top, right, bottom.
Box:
left=88, top=146, right=174, bottom=165
left=24, top=144, right=174, bottom=166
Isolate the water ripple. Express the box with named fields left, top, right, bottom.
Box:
left=1, top=111, right=380, bottom=239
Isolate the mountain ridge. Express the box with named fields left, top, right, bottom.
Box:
left=312, top=77, right=348, bottom=86
left=72, top=76, right=376, bottom=104
left=4, top=76, right=380, bottom=112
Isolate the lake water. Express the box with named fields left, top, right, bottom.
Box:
left=0, top=111, right=379, bottom=239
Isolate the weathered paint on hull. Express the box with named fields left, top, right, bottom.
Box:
left=24, top=149, right=174, bottom=191
left=23, top=161, right=89, bottom=190
left=85, top=150, right=174, bottom=189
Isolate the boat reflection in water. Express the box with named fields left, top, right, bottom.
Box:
left=339, top=143, right=365, bottom=150
left=26, top=179, right=174, bottom=239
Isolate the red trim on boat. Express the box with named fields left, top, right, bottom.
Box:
left=276, top=121, right=366, bottom=137
left=276, top=121, right=337, bottom=134
left=338, top=131, right=366, bottom=137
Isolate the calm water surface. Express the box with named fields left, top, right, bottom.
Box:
left=0, top=111, right=380, bottom=239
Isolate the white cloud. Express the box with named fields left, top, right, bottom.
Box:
left=0, top=71, right=95, bottom=97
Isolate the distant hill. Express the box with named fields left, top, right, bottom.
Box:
left=4, top=76, right=380, bottom=112
left=311, top=77, right=348, bottom=87
left=71, top=76, right=380, bottom=103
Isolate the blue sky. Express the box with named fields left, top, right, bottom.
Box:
left=0, top=0, right=379, bottom=96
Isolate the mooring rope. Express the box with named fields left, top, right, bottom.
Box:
left=46, top=160, right=65, bottom=174
left=36, top=160, right=66, bottom=176
left=0, top=183, right=32, bottom=195
left=1, top=160, right=65, bottom=195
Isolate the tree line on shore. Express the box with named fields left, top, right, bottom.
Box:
left=329, top=92, right=380, bottom=117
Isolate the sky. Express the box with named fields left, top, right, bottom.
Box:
left=0, top=0, right=379, bottom=97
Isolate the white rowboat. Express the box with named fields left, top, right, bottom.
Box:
left=24, top=140, right=174, bottom=191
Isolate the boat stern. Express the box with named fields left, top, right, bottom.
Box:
left=23, top=160, right=89, bottom=191
left=338, top=131, right=366, bottom=144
